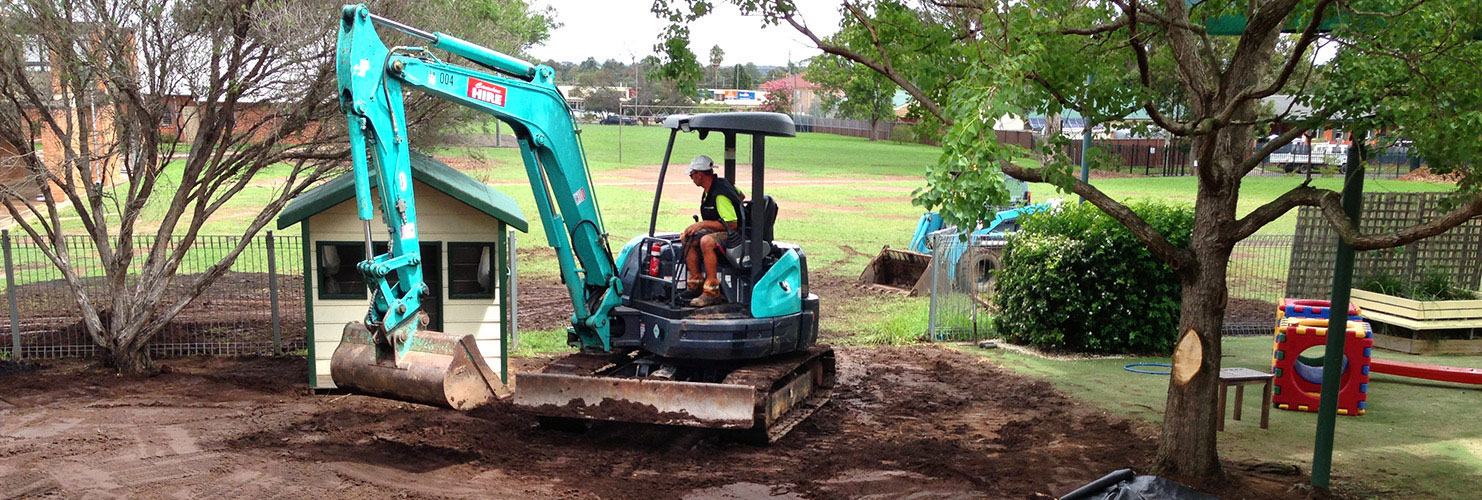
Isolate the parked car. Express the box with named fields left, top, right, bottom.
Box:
left=599, top=115, right=638, bottom=125
left=1268, top=142, right=1348, bottom=173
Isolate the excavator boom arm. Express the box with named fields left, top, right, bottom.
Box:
left=336, top=5, right=620, bottom=351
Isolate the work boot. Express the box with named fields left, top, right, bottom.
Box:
left=678, top=278, right=704, bottom=301
left=689, top=283, right=725, bottom=308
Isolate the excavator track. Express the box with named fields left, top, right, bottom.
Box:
left=513, top=346, right=835, bottom=443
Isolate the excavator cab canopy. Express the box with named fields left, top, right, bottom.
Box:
left=662, top=112, right=797, bottom=138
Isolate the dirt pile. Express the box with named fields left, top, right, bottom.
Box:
left=1397, top=167, right=1462, bottom=184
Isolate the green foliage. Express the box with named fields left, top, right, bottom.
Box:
left=807, top=5, right=911, bottom=127
left=1359, top=269, right=1479, bottom=301
left=581, top=87, right=625, bottom=115
left=994, top=202, right=1194, bottom=354
left=648, top=0, right=707, bottom=96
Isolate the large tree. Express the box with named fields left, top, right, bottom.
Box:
left=809, top=53, right=895, bottom=136
left=0, top=0, right=552, bottom=372
left=658, top=0, right=1482, bottom=481
left=709, top=44, right=725, bottom=87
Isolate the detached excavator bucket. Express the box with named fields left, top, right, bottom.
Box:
left=330, top=322, right=509, bottom=410
left=859, top=246, right=933, bottom=296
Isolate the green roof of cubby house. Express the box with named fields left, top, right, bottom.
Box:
left=277, top=150, right=527, bottom=232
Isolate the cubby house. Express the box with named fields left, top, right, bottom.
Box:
left=276, top=151, right=527, bottom=389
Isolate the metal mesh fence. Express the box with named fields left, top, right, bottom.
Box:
left=926, top=231, right=1002, bottom=342
left=0, top=231, right=304, bottom=360
left=925, top=231, right=1295, bottom=341
left=1225, top=235, right=1294, bottom=336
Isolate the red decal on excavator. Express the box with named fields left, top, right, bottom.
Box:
left=467, top=78, right=506, bottom=106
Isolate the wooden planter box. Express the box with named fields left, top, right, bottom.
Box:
left=1350, top=289, right=1482, bottom=354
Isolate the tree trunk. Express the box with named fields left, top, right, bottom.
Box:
left=101, top=344, right=153, bottom=373
left=1153, top=244, right=1232, bottom=478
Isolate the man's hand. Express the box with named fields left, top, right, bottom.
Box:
left=680, top=221, right=705, bottom=241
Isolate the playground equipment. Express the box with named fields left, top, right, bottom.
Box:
left=1270, top=297, right=1482, bottom=417
left=1271, top=317, right=1373, bottom=415
left=1370, top=358, right=1482, bottom=385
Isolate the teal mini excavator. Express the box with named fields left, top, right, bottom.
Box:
left=331, top=5, right=833, bottom=441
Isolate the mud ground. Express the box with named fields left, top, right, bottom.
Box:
left=0, top=345, right=1318, bottom=499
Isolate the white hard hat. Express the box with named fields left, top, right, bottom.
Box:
left=687, top=155, right=714, bottom=174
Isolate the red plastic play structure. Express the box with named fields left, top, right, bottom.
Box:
left=1271, top=317, right=1373, bottom=416
left=1271, top=298, right=1482, bottom=417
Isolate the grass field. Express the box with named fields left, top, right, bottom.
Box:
left=15, top=125, right=1476, bottom=496
left=969, top=337, right=1482, bottom=498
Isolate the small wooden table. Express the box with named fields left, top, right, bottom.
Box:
left=1218, top=367, right=1275, bottom=431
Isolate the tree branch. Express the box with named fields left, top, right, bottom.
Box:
left=999, top=162, right=1195, bottom=271
left=778, top=3, right=951, bottom=124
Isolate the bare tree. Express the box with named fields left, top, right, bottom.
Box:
left=0, top=0, right=552, bottom=372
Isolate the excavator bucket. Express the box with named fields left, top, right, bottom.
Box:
left=330, top=322, right=509, bottom=410
left=859, top=246, right=933, bottom=296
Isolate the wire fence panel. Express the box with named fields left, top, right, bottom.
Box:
left=926, top=231, right=1001, bottom=342
left=0, top=232, right=304, bottom=360
left=1225, top=235, right=1294, bottom=336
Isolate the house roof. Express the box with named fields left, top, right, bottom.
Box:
left=276, top=150, right=527, bottom=232
left=761, top=74, right=820, bottom=90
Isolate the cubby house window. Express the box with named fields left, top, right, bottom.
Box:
left=317, top=241, right=443, bottom=330
left=447, top=242, right=495, bottom=299
left=317, top=241, right=443, bottom=299
left=317, top=242, right=368, bottom=299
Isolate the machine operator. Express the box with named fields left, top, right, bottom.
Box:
left=678, top=155, right=744, bottom=308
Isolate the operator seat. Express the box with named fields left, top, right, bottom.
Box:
left=723, top=195, right=779, bottom=269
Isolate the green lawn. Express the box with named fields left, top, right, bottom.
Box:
left=16, top=122, right=1480, bottom=495
left=969, top=337, right=1482, bottom=498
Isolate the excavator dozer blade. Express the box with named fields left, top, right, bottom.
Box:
left=330, top=322, right=509, bottom=410
left=859, top=246, right=933, bottom=296
left=514, top=346, right=835, bottom=443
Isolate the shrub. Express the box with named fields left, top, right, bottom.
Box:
left=993, top=201, right=1193, bottom=354
left=1359, top=269, right=1478, bottom=301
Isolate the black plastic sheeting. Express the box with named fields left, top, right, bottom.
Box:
left=1060, top=469, right=1217, bottom=500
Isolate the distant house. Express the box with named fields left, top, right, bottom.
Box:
left=1260, top=94, right=1364, bottom=145
left=275, top=151, right=528, bottom=389
left=760, top=75, right=825, bottom=114
left=2, top=35, right=123, bottom=200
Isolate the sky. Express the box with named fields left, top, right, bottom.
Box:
left=528, top=0, right=844, bottom=67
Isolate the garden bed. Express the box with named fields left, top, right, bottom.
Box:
left=1351, top=289, right=1482, bottom=354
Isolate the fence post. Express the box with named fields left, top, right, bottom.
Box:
left=926, top=234, right=939, bottom=341
left=267, top=231, right=281, bottom=354
left=4, top=230, right=19, bottom=360
left=507, top=231, right=518, bottom=348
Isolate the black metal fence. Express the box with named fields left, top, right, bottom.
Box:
left=0, top=231, right=304, bottom=360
